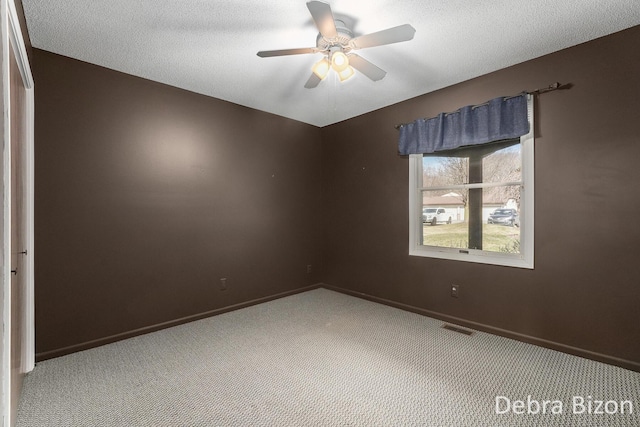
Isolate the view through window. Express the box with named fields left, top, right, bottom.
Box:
left=421, top=141, right=522, bottom=253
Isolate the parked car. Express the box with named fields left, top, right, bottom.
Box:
left=422, top=207, right=452, bottom=225
left=488, top=208, right=520, bottom=227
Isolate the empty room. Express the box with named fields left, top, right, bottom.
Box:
left=2, top=0, right=640, bottom=426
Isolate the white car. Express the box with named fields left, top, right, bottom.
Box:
left=422, top=207, right=452, bottom=225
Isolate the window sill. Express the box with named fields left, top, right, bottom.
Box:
left=409, top=246, right=534, bottom=269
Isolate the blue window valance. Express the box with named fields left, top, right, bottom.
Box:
left=398, top=92, right=530, bottom=155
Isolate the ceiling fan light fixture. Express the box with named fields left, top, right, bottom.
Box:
left=312, top=57, right=331, bottom=79
left=337, top=65, right=355, bottom=82
left=331, top=50, right=349, bottom=72
left=257, top=1, right=416, bottom=88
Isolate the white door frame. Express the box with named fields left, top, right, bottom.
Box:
left=2, top=0, right=34, bottom=424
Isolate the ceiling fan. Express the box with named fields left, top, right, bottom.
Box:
left=257, top=0, right=416, bottom=88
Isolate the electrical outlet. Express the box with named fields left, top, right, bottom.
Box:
left=220, top=277, right=227, bottom=290
left=451, top=284, right=459, bottom=298
left=306, top=264, right=312, bottom=274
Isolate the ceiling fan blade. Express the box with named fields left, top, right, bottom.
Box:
left=304, top=72, right=322, bottom=89
left=348, top=54, right=387, bottom=81
left=306, top=1, right=337, bottom=39
left=257, top=47, right=318, bottom=58
left=350, top=24, right=416, bottom=49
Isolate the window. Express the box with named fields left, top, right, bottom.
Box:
left=408, top=99, right=534, bottom=269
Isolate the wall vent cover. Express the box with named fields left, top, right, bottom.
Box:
left=442, top=324, right=474, bottom=336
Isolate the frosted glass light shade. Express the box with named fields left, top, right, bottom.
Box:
left=331, top=51, right=349, bottom=72
left=312, top=58, right=330, bottom=79
left=338, top=66, right=354, bottom=81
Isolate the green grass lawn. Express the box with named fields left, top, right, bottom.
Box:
left=423, top=222, right=520, bottom=253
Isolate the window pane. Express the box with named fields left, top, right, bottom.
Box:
left=484, top=185, right=521, bottom=253
left=421, top=190, right=467, bottom=248
left=422, top=156, right=468, bottom=187
left=421, top=186, right=521, bottom=254
left=422, top=142, right=520, bottom=188
left=482, top=144, right=521, bottom=183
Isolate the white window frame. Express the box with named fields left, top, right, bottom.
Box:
left=408, top=95, right=534, bottom=269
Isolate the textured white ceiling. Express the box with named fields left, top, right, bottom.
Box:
left=21, top=0, right=640, bottom=127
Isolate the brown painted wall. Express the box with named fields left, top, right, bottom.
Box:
left=33, top=49, right=323, bottom=359
left=322, top=26, right=640, bottom=369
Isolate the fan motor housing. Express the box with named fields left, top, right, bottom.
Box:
left=316, top=19, right=354, bottom=51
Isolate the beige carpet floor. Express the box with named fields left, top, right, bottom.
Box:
left=16, top=288, right=640, bottom=426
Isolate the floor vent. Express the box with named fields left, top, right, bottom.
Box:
left=442, top=324, right=474, bottom=336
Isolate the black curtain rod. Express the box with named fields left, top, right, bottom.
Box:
left=394, top=82, right=568, bottom=130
